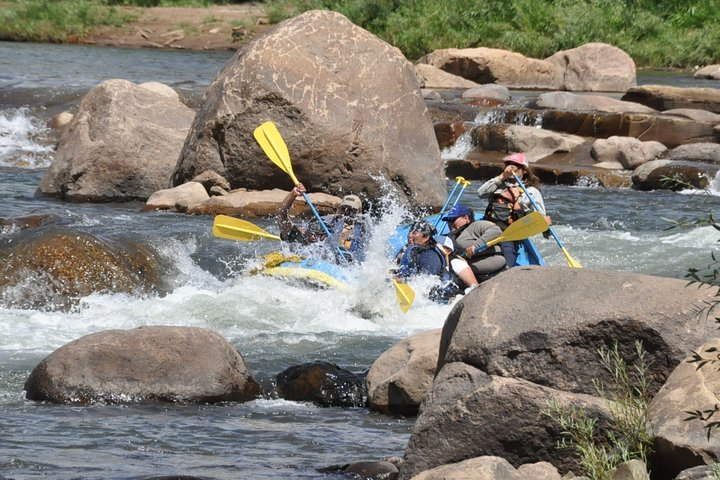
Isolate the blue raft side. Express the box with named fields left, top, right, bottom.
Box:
left=389, top=213, right=544, bottom=266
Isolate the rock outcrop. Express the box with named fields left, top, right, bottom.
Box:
left=37, top=79, right=194, bottom=202
left=25, top=326, right=261, bottom=404
left=173, top=10, right=446, bottom=210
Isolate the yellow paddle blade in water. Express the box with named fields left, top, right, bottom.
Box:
left=393, top=279, right=415, bottom=313
left=212, top=215, right=281, bottom=242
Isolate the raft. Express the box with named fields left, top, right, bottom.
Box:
left=257, top=253, right=350, bottom=291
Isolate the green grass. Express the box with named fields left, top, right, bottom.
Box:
left=263, top=0, right=720, bottom=68
left=0, top=0, right=136, bottom=43
left=1, top=0, right=718, bottom=68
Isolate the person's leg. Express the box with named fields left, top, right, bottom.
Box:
left=500, top=241, right=518, bottom=267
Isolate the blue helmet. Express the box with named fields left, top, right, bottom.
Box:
left=441, top=204, right=472, bottom=221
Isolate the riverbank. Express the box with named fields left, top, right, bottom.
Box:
left=84, top=4, right=269, bottom=51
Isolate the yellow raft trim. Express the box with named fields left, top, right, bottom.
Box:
left=262, top=266, right=349, bottom=291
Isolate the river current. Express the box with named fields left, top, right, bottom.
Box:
left=1, top=41, right=719, bottom=479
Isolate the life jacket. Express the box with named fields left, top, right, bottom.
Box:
left=328, top=215, right=365, bottom=255
left=485, top=185, right=524, bottom=226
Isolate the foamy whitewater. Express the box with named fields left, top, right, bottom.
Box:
left=1, top=41, right=719, bottom=479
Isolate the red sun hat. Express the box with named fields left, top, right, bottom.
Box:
left=503, top=152, right=528, bottom=167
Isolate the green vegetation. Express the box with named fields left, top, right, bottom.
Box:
left=545, top=340, right=654, bottom=480
left=263, top=0, right=720, bottom=67
left=0, top=1, right=136, bottom=43
left=1, top=0, right=718, bottom=68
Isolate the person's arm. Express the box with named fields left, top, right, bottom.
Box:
left=277, top=184, right=304, bottom=240
left=520, top=186, right=546, bottom=214
left=476, top=176, right=503, bottom=199
left=463, top=222, right=503, bottom=258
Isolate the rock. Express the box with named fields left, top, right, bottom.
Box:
left=675, top=465, right=720, bottom=480
left=190, top=170, right=231, bottom=192
left=185, top=188, right=339, bottom=217
left=0, top=228, right=167, bottom=311
left=421, top=89, right=442, bottom=102
left=173, top=10, right=446, bottom=210
left=276, top=360, right=366, bottom=408
left=631, top=159, right=719, bottom=190
left=37, top=79, right=194, bottom=202
left=138, top=81, right=179, bottom=100
left=546, top=42, right=636, bottom=92
left=25, top=326, right=261, bottom=404
left=143, top=181, right=210, bottom=211
left=417, top=46, right=562, bottom=90
left=461, top=84, right=511, bottom=102
left=399, top=267, right=719, bottom=478
left=610, top=459, right=650, bottom=480
left=367, top=329, right=440, bottom=416
left=414, top=63, right=480, bottom=89
left=694, top=65, right=720, bottom=80
left=532, top=92, right=655, bottom=114
left=666, top=142, right=720, bottom=164
left=661, top=109, right=720, bottom=124
left=621, top=85, right=720, bottom=114
left=503, top=125, right=586, bottom=161
left=46, top=111, right=73, bottom=131
left=649, top=339, right=720, bottom=478
left=409, top=456, right=562, bottom=480
left=590, top=136, right=666, bottom=169
left=399, top=363, right=612, bottom=478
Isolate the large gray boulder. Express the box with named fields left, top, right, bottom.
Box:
left=546, top=42, right=636, bottom=92
left=173, top=10, right=446, bottom=209
left=25, top=326, right=261, bottom=404
left=366, top=329, right=440, bottom=416
left=649, top=338, right=720, bottom=478
left=400, top=267, right=718, bottom=478
left=37, top=79, right=194, bottom=202
left=591, top=136, right=667, bottom=170
left=417, top=47, right=562, bottom=90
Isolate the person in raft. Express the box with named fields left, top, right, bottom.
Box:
left=395, top=221, right=479, bottom=303
left=322, top=193, right=368, bottom=262
left=476, top=152, right=551, bottom=267
left=276, top=183, right=326, bottom=245
left=441, top=204, right=507, bottom=279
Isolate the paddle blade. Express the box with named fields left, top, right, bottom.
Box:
left=253, top=121, right=298, bottom=184
left=213, top=215, right=281, bottom=242
left=491, top=211, right=549, bottom=244
left=393, top=279, right=415, bottom=313
left=561, top=247, right=583, bottom=268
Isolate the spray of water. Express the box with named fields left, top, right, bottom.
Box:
left=0, top=107, right=55, bottom=168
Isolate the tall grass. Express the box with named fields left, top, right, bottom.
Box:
left=264, top=0, right=720, bottom=67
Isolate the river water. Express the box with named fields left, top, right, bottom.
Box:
left=1, top=41, right=719, bottom=479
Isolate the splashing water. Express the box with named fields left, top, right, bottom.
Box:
left=0, top=107, right=55, bottom=168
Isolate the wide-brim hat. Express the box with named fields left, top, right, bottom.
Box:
left=435, top=235, right=454, bottom=251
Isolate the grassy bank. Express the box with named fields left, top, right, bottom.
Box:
left=264, top=0, right=720, bottom=68
left=1, top=0, right=718, bottom=68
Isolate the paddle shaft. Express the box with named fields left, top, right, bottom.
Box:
left=513, top=174, right=581, bottom=268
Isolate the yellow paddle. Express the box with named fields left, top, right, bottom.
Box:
left=393, top=279, right=415, bottom=313
left=485, top=211, right=549, bottom=248
left=212, top=214, right=281, bottom=241
left=253, top=121, right=349, bottom=261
